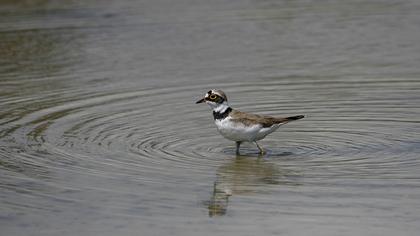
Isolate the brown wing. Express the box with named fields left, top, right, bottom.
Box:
left=230, top=110, right=301, bottom=128
left=230, top=110, right=300, bottom=127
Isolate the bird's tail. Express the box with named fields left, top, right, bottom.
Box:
left=285, top=115, right=305, bottom=121
left=273, top=115, right=304, bottom=124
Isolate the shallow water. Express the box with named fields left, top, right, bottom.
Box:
left=1, top=0, right=420, bottom=235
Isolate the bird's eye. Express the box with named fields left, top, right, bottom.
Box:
left=209, top=94, right=217, bottom=100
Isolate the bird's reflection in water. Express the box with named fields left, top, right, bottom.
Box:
left=206, top=155, right=301, bottom=217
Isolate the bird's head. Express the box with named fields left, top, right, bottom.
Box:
left=196, top=89, right=229, bottom=112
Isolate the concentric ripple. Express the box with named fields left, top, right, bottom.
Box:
left=1, top=77, right=420, bottom=236
left=2, top=79, right=419, bottom=182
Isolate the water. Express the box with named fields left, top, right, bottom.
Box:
left=1, top=0, right=420, bottom=235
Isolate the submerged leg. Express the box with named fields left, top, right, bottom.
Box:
left=235, top=141, right=242, bottom=155
left=254, top=141, right=265, bottom=155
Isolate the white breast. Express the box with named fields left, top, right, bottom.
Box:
left=214, top=117, right=262, bottom=142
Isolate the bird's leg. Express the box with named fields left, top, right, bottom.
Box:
left=235, top=141, right=242, bottom=155
left=254, top=141, right=265, bottom=155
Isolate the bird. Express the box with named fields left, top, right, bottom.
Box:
left=196, top=89, right=304, bottom=155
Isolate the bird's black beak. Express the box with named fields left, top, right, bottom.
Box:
left=196, top=98, right=205, bottom=104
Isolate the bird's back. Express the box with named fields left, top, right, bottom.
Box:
left=229, top=109, right=303, bottom=128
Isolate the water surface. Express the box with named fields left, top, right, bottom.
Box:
left=1, top=0, right=420, bottom=235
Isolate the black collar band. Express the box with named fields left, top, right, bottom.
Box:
left=213, top=107, right=232, bottom=120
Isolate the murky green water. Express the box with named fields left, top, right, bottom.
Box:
left=1, top=0, right=420, bottom=235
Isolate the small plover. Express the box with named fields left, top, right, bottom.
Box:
left=196, top=89, right=304, bottom=155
